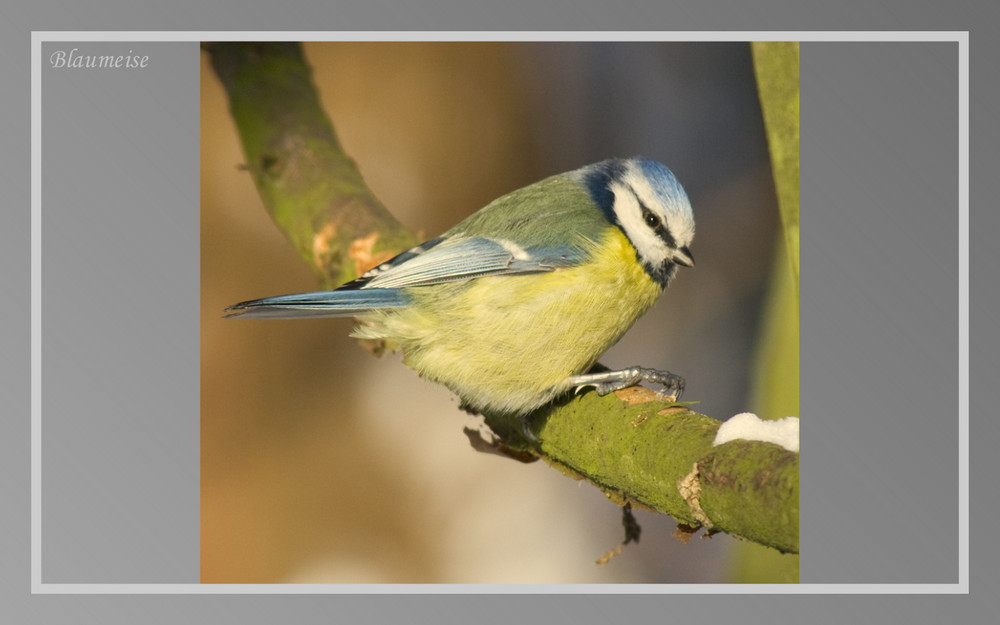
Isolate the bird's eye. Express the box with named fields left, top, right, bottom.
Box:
left=643, top=209, right=661, bottom=229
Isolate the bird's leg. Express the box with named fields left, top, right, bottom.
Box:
left=521, top=367, right=686, bottom=443
left=519, top=413, right=540, bottom=443
left=568, top=366, right=685, bottom=401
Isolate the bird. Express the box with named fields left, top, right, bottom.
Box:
left=226, top=157, right=695, bottom=431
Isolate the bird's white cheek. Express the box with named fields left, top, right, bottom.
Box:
left=610, top=183, right=670, bottom=267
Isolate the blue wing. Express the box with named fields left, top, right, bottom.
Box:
left=225, top=235, right=587, bottom=319
left=356, top=236, right=582, bottom=289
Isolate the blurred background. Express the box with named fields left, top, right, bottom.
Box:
left=201, top=41, right=789, bottom=584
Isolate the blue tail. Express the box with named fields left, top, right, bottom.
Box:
left=224, top=288, right=408, bottom=319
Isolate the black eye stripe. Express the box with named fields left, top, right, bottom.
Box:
left=639, top=201, right=676, bottom=248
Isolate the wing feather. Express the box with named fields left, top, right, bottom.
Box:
left=361, top=236, right=583, bottom=289
left=224, top=289, right=406, bottom=319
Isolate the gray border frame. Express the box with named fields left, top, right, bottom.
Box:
left=30, top=31, right=968, bottom=594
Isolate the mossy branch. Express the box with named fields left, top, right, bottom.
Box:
left=205, top=42, right=798, bottom=555
left=479, top=388, right=798, bottom=554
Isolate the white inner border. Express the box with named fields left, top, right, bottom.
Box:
left=30, top=30, right=970, bottom=595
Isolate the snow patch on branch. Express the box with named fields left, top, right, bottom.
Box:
left=713, top=413, right=799, bottom=453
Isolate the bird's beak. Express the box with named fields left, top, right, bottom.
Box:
left=674, top=246, right=695, bottom=268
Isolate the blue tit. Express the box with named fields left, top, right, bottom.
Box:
left=226, top=157, right=695, bottom=423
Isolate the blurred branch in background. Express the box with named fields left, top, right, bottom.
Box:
left=730, top=41, right=801, bottom=582
left=753, top=41, right=800, bottom=293
left=204, top=41, right=799, bottom=557
left=203, top=42, right=420, bottom=288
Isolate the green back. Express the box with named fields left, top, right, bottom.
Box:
left=445, top=173, right=609, bottom=250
